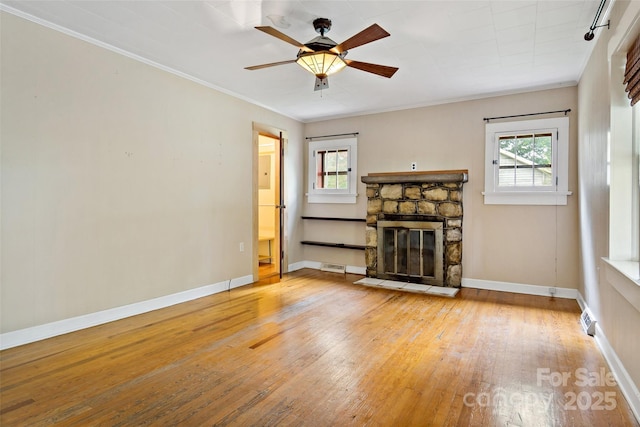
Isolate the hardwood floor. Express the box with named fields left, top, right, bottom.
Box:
left=258, top=262, right=278, bottom=281
left=1, top=269, right=638, bottom=426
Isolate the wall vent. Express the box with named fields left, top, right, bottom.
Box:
left=320, top=263, right=346, bottom=274
left=580, top=309, right=597, bottom=336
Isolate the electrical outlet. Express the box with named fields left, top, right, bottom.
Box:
left=411, top=162, right=417, bottom=171
left=239, top=242, right=244, bottom=252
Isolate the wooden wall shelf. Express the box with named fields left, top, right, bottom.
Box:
left=301, top=216, right=366, bottom=251
left=301, top=216, right=366, bottom=222
left=301, top=241, right=366, bottom=250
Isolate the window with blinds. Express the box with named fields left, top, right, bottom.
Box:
left=624, top=33, right=640, bottom=105
left=609, top=26, right=640, bottom=278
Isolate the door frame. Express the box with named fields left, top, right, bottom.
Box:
left=252, top=122, right=288, bottom=282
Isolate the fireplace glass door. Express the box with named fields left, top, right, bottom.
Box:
left=377, top=221, right=443, bottom=284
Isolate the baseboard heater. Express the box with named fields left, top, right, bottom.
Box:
left=580, top=308, right=597, bottom=336
left=320, top=263, right=346, bottom=274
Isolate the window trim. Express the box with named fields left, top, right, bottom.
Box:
left=307, top=136, right=358, bottom=204
left=608, top=48, right=640, bottom=274
left=483, top=117, right=572, bottom=205
left=601, top=4, right=640, bottom=309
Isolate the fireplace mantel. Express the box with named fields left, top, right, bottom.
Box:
left=361, top=170, right=468, bottom=185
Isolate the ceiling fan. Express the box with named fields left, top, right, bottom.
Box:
left=245, top=18, right=399, bottom=91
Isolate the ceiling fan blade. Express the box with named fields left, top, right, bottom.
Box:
left=245, top=59, right=297, bottom=70
left=255, top=26, right=314, bottom=52
left=345, top=60, right=398, bottom=78
left=331, top=23, right=390, bottom=54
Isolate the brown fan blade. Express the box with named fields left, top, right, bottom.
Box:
left=345, top=60, right=398, bottom=78
left=255, top=26, right=314, bottom=52
left=245, top=59, right=297, bottom=70
left=331, top=23, right=390, bottom=54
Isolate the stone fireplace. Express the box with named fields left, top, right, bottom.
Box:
left=361, top=170, right=468, bottom=288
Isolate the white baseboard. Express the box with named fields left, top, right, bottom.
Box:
left=576, top=291, right=588, bottom=312
left=594, top=324, right=640, bottom=423
left=303, top=260, right=323, bottom=270
left=346, top=265, right=367, bottom=275
left=462, top=278, right=579, bottom=299
left=299, top=265, right=579, bottom=297
left=287, top=261, right=306, bottom=272
left=0, top=274, right=253, bottom=350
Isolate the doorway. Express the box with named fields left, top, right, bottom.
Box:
left=257, top=133, right=282, bottom=280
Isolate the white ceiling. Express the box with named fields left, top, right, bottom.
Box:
left=1, top=1, right=606, bottom=122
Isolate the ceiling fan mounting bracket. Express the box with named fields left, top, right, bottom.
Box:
left=313, top=18, right=332, bottom=36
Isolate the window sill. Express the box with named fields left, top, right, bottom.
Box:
left=482, top=190, right=572, bottom=205
left=603, top=258, right=640, bottom=283
left=306, top=193, right=357, bottom=204
left=602, top=258, right=640, bottom=313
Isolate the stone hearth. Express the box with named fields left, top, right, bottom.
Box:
left=361, top=170, right=468, bottom=288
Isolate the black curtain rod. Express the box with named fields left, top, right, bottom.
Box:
left=483, top=109, right=571, bottom=122
left=584, top=0, right=609, bottom=41
left=305, top=132, right=359, bottom=140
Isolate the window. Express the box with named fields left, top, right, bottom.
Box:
left=497, top=132, right=553, bottom=188
left=607, top=32, right=640, bottom=280
left=628, top=43, right=640, bottom=271
left=483, top=117, right=571, bottom=205
left=608, top=99, right=640, bottom=275
left=307, top=136, right=357, bottom=203
left=315, top=148, right=349, bottom=190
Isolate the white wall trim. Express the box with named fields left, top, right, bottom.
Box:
left=576, top=291, right=588, bottom=312
left=346, top=265, right=367, bottom=275
left=295, top=266, right=580, bottom=297
left=287, top=261, right=307, bottom=272
left=594, top=324, right=640, bottom=423
left=462, top=278, right=579, bottom=299
left=0, top=275, right=253, bottom=350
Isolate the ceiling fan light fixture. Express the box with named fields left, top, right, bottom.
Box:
left=296, top=51, right=347, bottom=77
left=246, top=19, right=398, bottom=89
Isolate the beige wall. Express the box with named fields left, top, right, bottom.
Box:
left=578, top=0, right=640, bottom=393
left=303, top=87, right=580, bottom=289
left=0, top=12, right=304, bottom=333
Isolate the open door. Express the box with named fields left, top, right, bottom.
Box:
left=256, top=132, right=284, bottom=280
left=277, top=131, right=285, bottom=279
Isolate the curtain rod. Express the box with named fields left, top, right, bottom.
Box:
left=584, top=0, right=609, bottom=41
left=483, top=109, right=571, bottom=122
left=305, top=132, right=359, bottom=140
